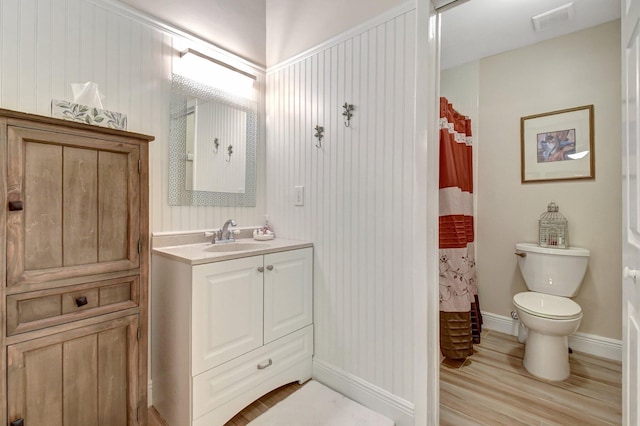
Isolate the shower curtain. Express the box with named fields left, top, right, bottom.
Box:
left=439, top=97, right=482, bottom=360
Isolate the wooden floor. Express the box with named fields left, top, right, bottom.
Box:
left=149, top=330, right=622, bottom=426
left=440, top=329, right=622, bottom=425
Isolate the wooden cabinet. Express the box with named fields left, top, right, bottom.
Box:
left=0, top=109, right=153, bottom=426
left=152, top=246, right=313, bottom=426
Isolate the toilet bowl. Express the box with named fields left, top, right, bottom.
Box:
left=513, top=243, right=589, bottom=381
left=513, top=292, right=582, bottom=381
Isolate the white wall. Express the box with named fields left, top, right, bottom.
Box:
left=439, top=61, right=479, bottom=142
left=265, top=0, right=408, bottom=66
left=473, top=20, right=622, bottom=340
left=266, top=4, right=418, bottom=422
left=0, top=0, right=268, bottom=234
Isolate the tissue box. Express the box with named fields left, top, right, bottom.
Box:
left=51, top=99, right=127, bottom=130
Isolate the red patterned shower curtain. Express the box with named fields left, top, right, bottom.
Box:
left=439, top=97, right=482, bottom=360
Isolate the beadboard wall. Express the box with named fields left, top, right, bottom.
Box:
left=0, top=0, right=267, bottom=234
left=266, top=5, right=417, bottom=411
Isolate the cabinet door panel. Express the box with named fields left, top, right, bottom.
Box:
left=98, top=326, right=130, bottom=425
left=63, top=147, right=99, bottom=266
left=192, top=256, right=263, bottom=375
left=7, top=315, right=139, bottom=426
left=24, top=142, right=63, bottom=270
left=264, top=248, right=313, bottom=344
left=25, top=344, right=63, bottom=426
left=98, top=151, right=130, bottom=263
left=63, top=334, right=98, bottom=425
left=6, top=126, right=140, bottom=286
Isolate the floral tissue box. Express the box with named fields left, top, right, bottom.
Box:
left=51, top=99, right=127, bottom=130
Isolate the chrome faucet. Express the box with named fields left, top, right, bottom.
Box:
left=213, top=219, right=237, bottom=244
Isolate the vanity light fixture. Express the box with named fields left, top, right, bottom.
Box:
left=342, top=103, right=355, bottom=127
left=314, top=125, right=324, bottom=148
left=177, top=48, right=256, bottom=98
left=179, top=48, right=257, bottom=80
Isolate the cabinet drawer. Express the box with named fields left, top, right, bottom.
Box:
left=7, top=276, right=139, bottom=335
left=192, top=325, right=313, bottom=421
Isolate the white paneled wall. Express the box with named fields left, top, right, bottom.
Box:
left=267, top=8, right=416, bottom=402
left=0, top=0, right=266, bottom=234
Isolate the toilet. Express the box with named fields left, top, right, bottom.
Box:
left=513, top=242, right=590, bottom=381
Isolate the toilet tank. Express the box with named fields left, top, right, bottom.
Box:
left=515, top=243, right=590, bottom=297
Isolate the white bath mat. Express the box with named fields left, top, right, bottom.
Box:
left=247, top=380, right=395, bottom=426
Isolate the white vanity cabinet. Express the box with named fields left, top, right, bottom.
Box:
left=152, top=244, right=313, bottom=426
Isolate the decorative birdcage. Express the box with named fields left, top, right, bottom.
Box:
left=539, top=201, right=568, bottom=248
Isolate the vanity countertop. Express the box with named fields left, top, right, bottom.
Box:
left=152, top=238, right=313, bottom=265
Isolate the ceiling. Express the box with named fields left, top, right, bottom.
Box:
left=440, top=0, right=621, bottom=70
left=117, top=0, right=266, bottom=65
left=116, top=0, right=621, bottom=70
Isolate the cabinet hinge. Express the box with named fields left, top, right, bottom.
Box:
left=137, top=327, right=141, bottom=341
left=138, top=160, right=141, bottom=174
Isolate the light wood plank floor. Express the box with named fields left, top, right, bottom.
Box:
left=440, top=329, right=622, bottom=425
left=149, top=330, right=622, bottom=426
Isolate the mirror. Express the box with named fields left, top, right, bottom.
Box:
left=169, top=73, right=257, bottom=206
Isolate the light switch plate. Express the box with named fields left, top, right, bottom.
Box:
left=294, top=186, right=304, bottom=206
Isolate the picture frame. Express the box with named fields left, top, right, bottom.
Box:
left=520, top=105, right=594, bottom=183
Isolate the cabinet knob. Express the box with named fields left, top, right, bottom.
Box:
left=257, top=266, right=264, bottom=273
left=10, top=419, right=24, bottom=426
left=257, top=358, right=273, bottom=370
left=75, top=296, right=88, bottom=307
left=8, top=201, right=23, bottom=211
left=266, top=265, right=274, bottom=271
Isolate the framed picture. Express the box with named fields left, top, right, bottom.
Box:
left=520, top=105, right=594, bottom=183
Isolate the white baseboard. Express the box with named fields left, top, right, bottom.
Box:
left=312, top=359, right=414, bottom=426
left=481, top=311, right=521, bottom=336
left=481, top=311, right=622, bottom=361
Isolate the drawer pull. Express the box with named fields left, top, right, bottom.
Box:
left=10, top=418, right=24, bottom=426
left=257, top=358, right=273, bottom=370
left=75, top=296, right=88, bottom=307
left=8, top=201, right=23, bottom=211
left=257, top=266, right=264, bottom=273
left=266, top=265, right=274, bottom=271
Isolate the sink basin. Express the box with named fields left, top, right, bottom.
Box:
left=204, top=242, right=270, bottom=253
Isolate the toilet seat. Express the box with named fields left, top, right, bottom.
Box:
left=513, top=292, right=582, bottom=320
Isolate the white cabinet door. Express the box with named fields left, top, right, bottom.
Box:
left=264, top=248, right=313, bottom=344
left=192, top=256, right=264, bottom=375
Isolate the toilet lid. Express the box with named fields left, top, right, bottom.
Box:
left=513, top=292, right=582, bottom=320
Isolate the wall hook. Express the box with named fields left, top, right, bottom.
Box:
left=314, top=125, right=324, bottom=148
left=342, top=103, right=355, bottom=127
left=226, top=144, right=233, bottom=162
left=213, top=137, right=219, bottom=153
